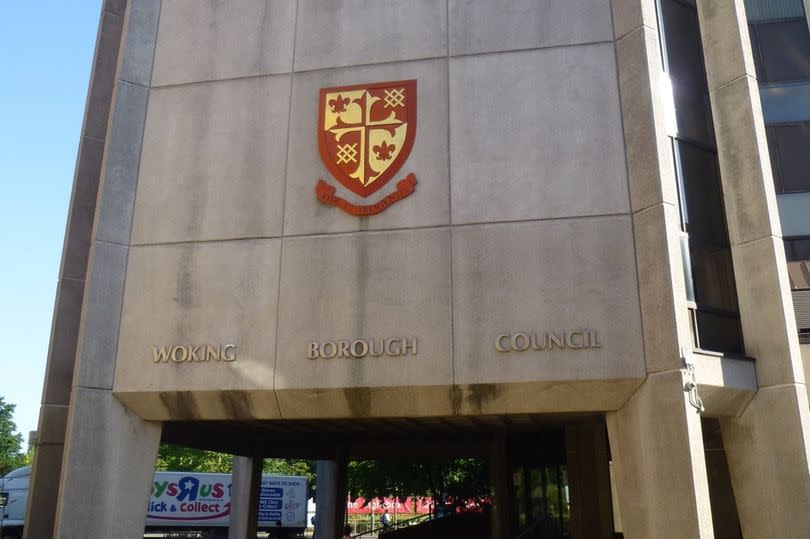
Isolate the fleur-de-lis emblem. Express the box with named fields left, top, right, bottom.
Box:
left=329, top=94, right=350, bottom=113
left=373, top=141, right=396, bottom=161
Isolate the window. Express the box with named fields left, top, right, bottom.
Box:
left=658, top=0, right=744, bottom=354
left=767, top=122, right=810, bottom=193
left=785, top=237, right=810, bottom=261
left=750, top=20, right=810, bottom=83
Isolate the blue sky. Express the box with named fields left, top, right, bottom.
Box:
left=0, top=1, right=102, bottom=441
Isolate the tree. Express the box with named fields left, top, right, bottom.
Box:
left=0, top=396, right=26, bottom=476
left=154, top=444, right=315, bottom=483
left=348, top=458, right=489, bottom=505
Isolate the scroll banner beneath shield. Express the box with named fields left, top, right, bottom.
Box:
left=316, top=174, right=416, bottom=216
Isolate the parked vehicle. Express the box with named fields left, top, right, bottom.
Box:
left=0, top=467, right=306, bottom=538
left=0, top=466, right=29, bottom=539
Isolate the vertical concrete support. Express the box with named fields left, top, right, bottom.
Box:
left=53, top=389, right=161, bottom=538
left=696, top=2, right=810, bottom=536
left=24, top=2, right=126, bottom=537
left=314, top=460, right=338, bottom=539
left=607, top=371, right=714, bottom=538
left=230, top=455, right=262, bottom=539
left=565, top=422, right=614, bottom=539
left=43, top=1, right=163, bottom=537
left=489, top=433, right=510, bottom=539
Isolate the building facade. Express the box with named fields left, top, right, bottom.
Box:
left=26, top=0, right=810, bottom=537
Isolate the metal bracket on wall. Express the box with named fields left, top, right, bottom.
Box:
left=682, top=349, right=705, bottom=414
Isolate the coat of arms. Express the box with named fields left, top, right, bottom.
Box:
left=315, top=80, right=417, bottom=215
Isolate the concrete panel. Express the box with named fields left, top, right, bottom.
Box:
left=41, top=278, right=85, bottom=405
left=633, top=203, right=693, bottom=373
left=23, top=443, right=64, bottom=539
left=133, top=75, right=291, bottom=244
left=611, top=0, right=658, bottom=39
left=294, top=0, right=446, bottom=72
left=115, top=389, right=282, bottom=421
left=84, top=10, right=124, bottom=141
left=710, top=75, right=782, bottom=246
left=449, top=44, right=628, bottom=224
left=453, top=379, right=642, bottom=416
left=61, top=137, right=103, bottom=281
left=616, top=26, right=679, bottom=212
left=732, top=236, right=805, bottom=387
left=721, top=383, right=810, bottom=538
left=607, top=370, right=715, bottom=538
left=114, top=240, right=281, bottom=398
left=283, top=59, right=449, bottom=236
left=119, top=0, right=160, bottom=87
left=275, top=386, right=456, bottom=420
left=152, top=0, right=296, bottom=86
left=94, top=81, right=149, bottom=246
left=449, top=0, right=613, bottom=56
left=103, top=0, right=126, bottom=16
left=275, top=229, right=452, bottom=396
left=452, top=217, right=644, bottom=386
left=73, top=241, right=129, bottom=390
left=53, top=388, right=161, bottom=538
left=691, top=352, right=757, bottom=417
left=696, top=0, right=755, bottom=91
left=34, top=404, right=69, bottom=446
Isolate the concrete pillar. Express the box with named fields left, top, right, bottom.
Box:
left=696, top=1, right=810, bottom=536
left=229, top=455, right=262, bottom=539
left=701, top=418, right=742, bottom=539
left=52, top=389, right=161, bottom=538
left=314, top=460, right=339, bottom=539
left=607, top=371, right=714, bottom=538
left=565, top=422, right=614, bottom=539
left=24, top=2, right=128, bottom=536
left=489, top=433, right=510, bottom=539
left=609, top=2, right=715, bottom=536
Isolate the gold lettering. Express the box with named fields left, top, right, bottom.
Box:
left=401, top=338, right=418, bottom=356
left=171, top=345, right=188, bottom=363
left=322, top=341, right=337, bottom=359
left=495, top=334, right=510, bottom=352
left=338, top=340, right=350, bottom=358
left=206, top=345, right=220, bottom=361
left=307, top=342, right=320, bottom=359
left=369, top=339, right=384, bottom=357
left=188, top=345, right=202, bottom=362
left=567, top=331, right=584, bottom=349
left=385, top=339, right=401, bottom=356
left=511, top=333, right=530, bottom=352
left=350, top=340, right=368, bottom=358
left=222, top=344, right=236, bottom=362
left=152, top=346, right=171, bottom=363
left=548, top=333, right=565, bottom=350
left=531, top=333, right=548, bottom=351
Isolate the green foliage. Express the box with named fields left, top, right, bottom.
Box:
left=155, top=444, right=234, bottom=473
left=0, top=396, right=26, bottom=476
left=155, top=444, right=315, bottom=483
left=348, top=458, right=488, bottom=501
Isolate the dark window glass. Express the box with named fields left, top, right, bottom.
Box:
left=696, top=311, right=745, bottom=353
left=660, top=0, right=708, bottom=90
left=755, top=20, right=810, bottom=83
left=785, top=237, right=810, bottom=261
left=677, top=142, right=728, bottom=243
left=768, top=122, right=810, bottom=192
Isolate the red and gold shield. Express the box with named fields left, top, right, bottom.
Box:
left=318, top=80, right=416, bottom=199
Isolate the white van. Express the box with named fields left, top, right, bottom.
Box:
left=0, top=466, right=30, bottom=539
